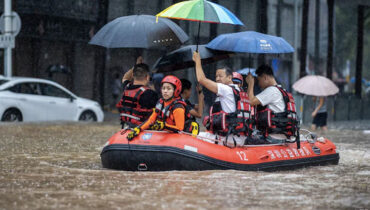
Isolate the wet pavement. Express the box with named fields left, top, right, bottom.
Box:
left=0, top=120, right=369, bottom=209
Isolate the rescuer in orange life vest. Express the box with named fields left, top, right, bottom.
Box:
left=116, top=57, right=159, bottom=128
left=245, top=64, right=299, bottom=145
left=127, top=75, right=199, bottom=140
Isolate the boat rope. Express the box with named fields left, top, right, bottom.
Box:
left=136, top=129, right=317, bottom=149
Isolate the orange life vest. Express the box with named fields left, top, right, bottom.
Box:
left=155, top=98, right=196, bottom=133
left=116, top=85, right=153, bottom=127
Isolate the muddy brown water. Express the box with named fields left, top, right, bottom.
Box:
left=0, top=123, right=369, bottom=209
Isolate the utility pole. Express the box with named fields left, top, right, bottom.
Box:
left=276, top=0, right=282, bottom=36
left=4, top=0, right=12, bottom=77
left=257, top=0, right=268, bottom=65
left=314, top=0, right=320, bottom=75
left=93, top=0, right=109, bottom=105
left=355, top=5, right=364, bottom=98
left=292, top=0, right=299, bottom=83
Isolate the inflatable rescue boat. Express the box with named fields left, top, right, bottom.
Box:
left=101, top=130, right=339, bottom=171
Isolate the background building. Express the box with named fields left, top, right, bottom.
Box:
left=1, top=0, right=369, bottom=114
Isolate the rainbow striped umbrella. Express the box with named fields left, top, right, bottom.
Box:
left=156, top=0, right=243, bottom=25
left=156, top=0, right=243, bottom=50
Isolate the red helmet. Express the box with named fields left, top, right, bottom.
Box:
left=232, top=72, right=243, bottom=85
left=161, top=75, right=182, bottom=98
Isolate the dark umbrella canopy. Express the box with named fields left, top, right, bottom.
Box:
left=89, top=15, right=189, bottom=49
left=153, top=45, right=233, bottom=72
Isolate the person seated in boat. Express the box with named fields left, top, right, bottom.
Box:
left=116, top=57, right=159, bottom=129
left=245, top=64, right=299, bottom=144
left=127, top=75, right=199, bottom=140
left=180, top=79, right=204, bottom=121
left=232, top=71, right=255, bottom=123
left=232, top=72, right=245, bottom=91
left=192, top=52, right=253, bottom=147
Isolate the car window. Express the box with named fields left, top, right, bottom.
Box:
left=8, top=82, right=41, bottom=95
left=40, top=83, right=71, bottom=98
left=0, top=79, right=9, bottom=86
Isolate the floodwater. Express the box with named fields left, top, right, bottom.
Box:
left=0, top=122, right=369, bottom=209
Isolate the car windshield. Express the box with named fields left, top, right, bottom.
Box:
left=0, top=79, right=9, bottom=86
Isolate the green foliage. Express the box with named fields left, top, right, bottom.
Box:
left=335, top=3, right=370, bottom=80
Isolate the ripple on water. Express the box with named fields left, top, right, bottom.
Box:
left=1, top=124, right=370, bottom=209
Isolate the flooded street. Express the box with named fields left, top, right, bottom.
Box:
left=0, top=122, right=369, bottom=209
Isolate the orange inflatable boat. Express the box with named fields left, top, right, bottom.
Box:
left=100, top=129, right=339, bottom=171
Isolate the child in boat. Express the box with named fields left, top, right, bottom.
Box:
left=180, top=78, right=204, bottom=120
left=127, top=75, right=192, bottom=140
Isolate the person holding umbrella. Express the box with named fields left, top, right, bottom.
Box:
left=116, top=57, right=159, bottom=128
left=232, top=72, right=245, bottom=91
left=292, top=74, right=339, bottom=134
left=311, top=97, right=328, bottom=133
left=245, top=65, right=299, bottom=144
left=192, top=52, right=252, bottom=147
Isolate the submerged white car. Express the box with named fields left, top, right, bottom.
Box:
left=0, top=76, right=104, bottom=122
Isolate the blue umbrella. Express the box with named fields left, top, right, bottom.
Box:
left=206, top=31, right=294, bottom=54
left=237, top=68, right=256, bottom=76
left=89, top=15, right=188, bottom=49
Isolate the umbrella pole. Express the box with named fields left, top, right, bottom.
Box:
left=196, top=21, right=201, bottom=52
left=194, top=21, right=201, bottom=88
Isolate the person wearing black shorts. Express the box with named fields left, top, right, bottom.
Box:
left=311, top=96, right=328, bottom=132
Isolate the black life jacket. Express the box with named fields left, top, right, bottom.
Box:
left=116, top=85, right=153, bottom=127
left=155, top=97, right=197, bottom=133
left=255, top=85, right=300, bottom=139
left=184, top=100, right=197, bottom=122
left=208, top=85, right=253, bottom=136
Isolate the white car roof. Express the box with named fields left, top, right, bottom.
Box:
left=0, top=76, right=77, bottom=98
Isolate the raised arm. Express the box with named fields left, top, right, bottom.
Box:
left=121, top=56, right=144, bottom=83
left=192, top=52, right=218, bottom=94
left=189, top=86, right=204, bottom=118
left=246, top=73, right=261, bottom=106
left=122, top=68, right=134, bottom=84
left=312, top=97, right=324, bottom=117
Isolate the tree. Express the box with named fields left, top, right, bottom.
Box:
left=355, top=5, right=364, bottom=97
left=326, top=0, right=334, bottom=80
left=299, top=0, right=309, bottom=78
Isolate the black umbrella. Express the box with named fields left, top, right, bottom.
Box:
left=153, top=45, right=233, bottom=73
left=89, top=15, right=189, bottom=49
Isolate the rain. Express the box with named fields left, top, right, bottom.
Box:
left=1, top=0, right=370, bottom=209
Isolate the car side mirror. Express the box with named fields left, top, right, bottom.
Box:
left=70, top=97, right=75, bottom=102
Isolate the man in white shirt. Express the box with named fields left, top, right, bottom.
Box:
left=246, top=64, right=287, bottom=142
left=192, top=52, right=246, bottom=146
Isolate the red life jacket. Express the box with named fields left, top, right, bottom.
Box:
left=155, top=98, right=196, bottom=133
left=116, top=85, right=153, bottom=127
left=255, top=86, right=299, bottom=139
left=207, top=86, right=253, bottom=136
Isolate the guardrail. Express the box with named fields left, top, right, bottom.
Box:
left=294, top=94, right=370, bottom=124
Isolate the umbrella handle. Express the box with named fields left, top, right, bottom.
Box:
left=133, top=49, right=144, bottom=65
left=196, top=21, right=201, bottom=52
